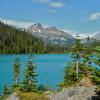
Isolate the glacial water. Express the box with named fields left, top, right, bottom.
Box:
left=0, top=54, right=72, bottom=93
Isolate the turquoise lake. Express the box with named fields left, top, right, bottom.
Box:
left=0, top=54, right=72, bottom=93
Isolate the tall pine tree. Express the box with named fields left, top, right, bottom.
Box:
left=71, top=34, right=81, bottom=80
left=64, top=35, right=95, bottom=86
left=22, top=47, right=37, bottom=92
left=13, top=57, right=20, bottom=85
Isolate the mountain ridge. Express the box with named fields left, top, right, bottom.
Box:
left=26, top=23, right=75, bottom=46
left=93, top=33, right=100, bottom=40
left=26, top=23, right=100, bottom=45
left=0, top=21, right=68, bottom=54
left=1, top=20, right=100, bottom=44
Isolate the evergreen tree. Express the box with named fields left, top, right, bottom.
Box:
left=22, top=47, right=37, bottom=92
left=13, top=57, right=20, bottom=85
left=64, top=35, right=93, bottom=86
left=83, top=36, right=93, bottom=67
left=93, top=46, right=100, bottom=67
left=64, top=34, right=82, bottom=86
left=3, top=85, right=10, bottom=96
left=70, top=34, right=82, bottom=80
left=64, top=62, right=77, bottom=86
left=0, top=21, right=68, bottom=54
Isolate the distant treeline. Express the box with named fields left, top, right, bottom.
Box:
left=0, top=21, right=67, bottom=54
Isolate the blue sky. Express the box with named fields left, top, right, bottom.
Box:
left=0, top=0, right=100, bottom=37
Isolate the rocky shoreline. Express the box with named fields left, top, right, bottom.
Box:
left=47, top=86, right=100, bottom=100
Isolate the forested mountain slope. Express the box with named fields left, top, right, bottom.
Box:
left=0, top=21, right=47, bottom=54
left=0, top=21, right=67, bottom=54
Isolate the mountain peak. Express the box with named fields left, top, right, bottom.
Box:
left=29, top=23, right=42, bottom=28
left=26, top=23, right=75, bottom=46
left=28, top=23, right=42, bottom=33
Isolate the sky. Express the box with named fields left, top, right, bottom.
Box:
left=0, top=0, right=100, bottom=38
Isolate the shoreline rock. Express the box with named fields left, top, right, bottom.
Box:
left=47, top=86, right=98, bottom=100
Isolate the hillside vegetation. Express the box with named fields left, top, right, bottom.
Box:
left=0, top=21, right=66, bottom=54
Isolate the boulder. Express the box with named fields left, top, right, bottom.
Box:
left=79, top=78, right=92, bottom=87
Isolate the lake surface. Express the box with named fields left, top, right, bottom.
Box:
left=0, top=54, right=72, bottom=93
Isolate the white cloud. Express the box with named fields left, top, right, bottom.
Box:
left=0, top=19, right=34, bottom=28
left=0, top=19, right=48, bottom=28
left=49, top=1, right=64, bottom=8
left=32, top=0, right=49, bottom=3
left=0, top=19, right=98, bottom=39
left=32, top=0, right=65, bottom=8
left=63, top=29, right=77, bottom=37
left=32, top=0, right=66, bottom=14
left=63, top=29, right=98, bottom=39
left=87, top=12, right=100, bottom=21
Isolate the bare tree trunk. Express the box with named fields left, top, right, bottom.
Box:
left=76, top=59, right=79, bottom=80
left=76, top=52, right=79, bottom=81
left=15, top=78, right=18, bottom=85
